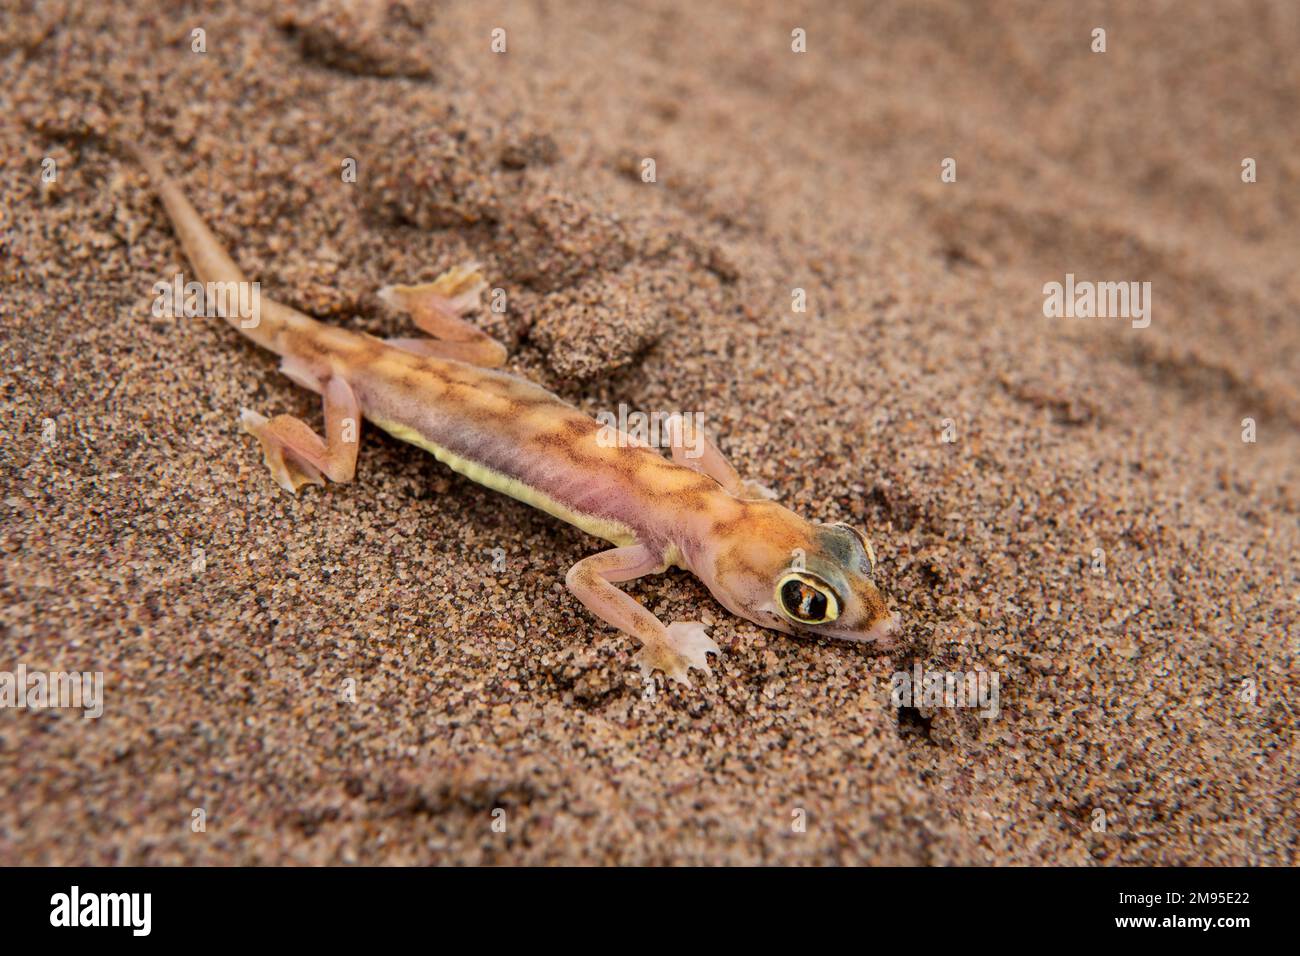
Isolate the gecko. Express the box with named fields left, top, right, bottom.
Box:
left=133, top=152, right=900, bottom=685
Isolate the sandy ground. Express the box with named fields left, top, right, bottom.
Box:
left=1, top=0, right=1296, bottom=864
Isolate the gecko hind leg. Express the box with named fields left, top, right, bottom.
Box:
left=565, top=544, right=720, bottom=687
left=665, top=413, right=776, bottom=500
left=240, top=377, right=361, bottom=494
left=378, top=263, right=508, bottom=367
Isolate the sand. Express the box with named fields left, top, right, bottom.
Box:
left=0, top=0, right=1295, bottom=865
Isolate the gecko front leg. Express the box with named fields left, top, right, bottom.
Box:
left=564, top=544, right=719, bottom=686
left=665, top=413, right=776, bottom=500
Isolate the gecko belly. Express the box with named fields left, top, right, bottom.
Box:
left=372, top=418, right=639, bottom=548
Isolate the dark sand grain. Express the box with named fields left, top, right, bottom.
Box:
left=0, top=1, right=1296, bottom=864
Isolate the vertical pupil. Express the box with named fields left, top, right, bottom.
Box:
left=782, top=580, right=827, bottom=620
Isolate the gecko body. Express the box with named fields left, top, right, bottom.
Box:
left=135, top=153, right=899, bottom=684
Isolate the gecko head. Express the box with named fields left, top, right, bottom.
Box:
left=696, top=501, right=900, bottom=646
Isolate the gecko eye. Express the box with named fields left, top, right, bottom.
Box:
left=776, top=572, right=841, bottom=625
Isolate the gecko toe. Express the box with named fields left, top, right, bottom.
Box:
left=665, top=621, right=720, bottom=675
left=634, top=643, right=696, bottom=687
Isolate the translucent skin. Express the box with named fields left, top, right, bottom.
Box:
left=135, top=151, right=898, bottom=686
left=679, top=499, right=898, bottom=645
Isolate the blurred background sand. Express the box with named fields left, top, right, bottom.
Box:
left=1, top=0, right=1295, bottom=863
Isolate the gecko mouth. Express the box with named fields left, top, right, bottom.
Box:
left=864, top=612, right=901, bottom=645
left=826, top=611, right=900, bottom=646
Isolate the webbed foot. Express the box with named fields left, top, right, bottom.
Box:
left=635, top=621, right=720, bottom=686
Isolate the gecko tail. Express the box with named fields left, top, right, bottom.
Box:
left=129, top=143, right=249, bottom=289
left=130, top=142, right=319, bottom=356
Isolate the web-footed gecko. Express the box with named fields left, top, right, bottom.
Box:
left=134, top=154, right=899, bottom=685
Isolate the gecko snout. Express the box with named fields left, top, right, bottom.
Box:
left=866, top=610, right=901, bottom=645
